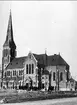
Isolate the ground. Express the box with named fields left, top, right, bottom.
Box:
left=1, top=97, right=77, bottom=105
left=0, top=89, right=77, bottom=104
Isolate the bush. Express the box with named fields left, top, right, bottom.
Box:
left=48, top=86, right=54, bottom=91
left=32, top=87, right=38, bottom=91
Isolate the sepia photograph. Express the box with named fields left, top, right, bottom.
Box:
left=0, top=1, right=77, bottom=105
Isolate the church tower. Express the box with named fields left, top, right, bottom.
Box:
left=2, top=11, right=16, bottom=71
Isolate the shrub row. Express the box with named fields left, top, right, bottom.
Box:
left=19, top=86, right=39, bottom=91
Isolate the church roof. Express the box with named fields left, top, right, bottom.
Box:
left=33, top=54, right=46, bottom=65
left=6, top=53, right=69, bottom=70
left=47, top=54, right=68, bottom=66
left=33, top=53, right=69, bottom=69
left=6, top=56, right=27, bottom=69
left=69, top=77, right=75, bottom=82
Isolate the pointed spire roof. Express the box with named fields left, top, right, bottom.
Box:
left=3, top=10, right=16, bottom=49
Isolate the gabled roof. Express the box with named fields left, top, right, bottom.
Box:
left=33, top=54, right=45, bottom=64
left=6, top=56, right=27, bottom=69
left=47, top=54, right=68, bottom=66
left=33, top=53, right=69, bottom=69
left=69, top=77, right=75, bottom=82
left=6, top=53, right=69, bottom=70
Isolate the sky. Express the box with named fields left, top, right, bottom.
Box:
left=0, top=1, right=77, bottom=80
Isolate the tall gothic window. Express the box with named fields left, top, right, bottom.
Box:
left=32, top=64, right=34, bottom=74
left=60, top=72, right=63, bottom=81
left=53, top=72, right=56, bottom=81
left=26, top=64, right=28, bottom=74
left=19, top=70, right=23, bottom=76
left=29, top=64, right=31, bottom=74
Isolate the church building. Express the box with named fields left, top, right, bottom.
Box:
left=2, top=12, right=70, bottom=91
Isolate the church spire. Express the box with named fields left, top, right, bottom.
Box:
left=2, top=10, right=16, bottom=84
left=2, top=10, right=16, bottom=68
left=7, top=9, right=13, bottom=40
left=3, top=10, right=16, bottom=49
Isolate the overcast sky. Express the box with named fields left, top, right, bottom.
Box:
left=0, top=1, right=77, bottom=80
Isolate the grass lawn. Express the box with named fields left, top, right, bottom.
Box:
left=0, top=89, right=77, bottom=104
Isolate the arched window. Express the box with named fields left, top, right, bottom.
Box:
left=7, top=71, right=10, bottom=76
left=13, top=82, right=14, bottom=89
left=19, top=70, right=23, bottom=76
left=32, top=64, right=34, bottom=74
left=13, top=70, right=16, bottom=76
left=53, top=72, right=56, bottom=81
left=60, top=72, right=63, bottom=81
left=26, top=64, right=28, bottom=74
left=29, top=64, right=31, bottom=74
left=8, top=55, right=9, bottom=62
